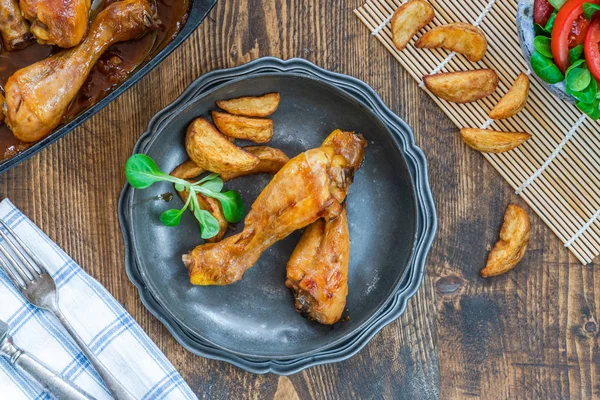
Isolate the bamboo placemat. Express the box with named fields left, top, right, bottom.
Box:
left=355, top=0, right=600, bottom=264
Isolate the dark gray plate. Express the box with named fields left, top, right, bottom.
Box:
left=119, top=57, right=437, bottom=374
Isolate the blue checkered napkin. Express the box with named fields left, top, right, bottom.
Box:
left=0, top=199, right=197, bottom=400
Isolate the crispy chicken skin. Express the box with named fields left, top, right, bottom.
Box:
left=5, top=0, right=159, bottom=142
left=285, top=207, right=349, bottom=325
left=0, top=0, right=32, bottom=51
left=19, top=0, right=91, bottom=47
left=183, top=131, right=367, bottom=286
left=284, top=129, right=366, bottom=325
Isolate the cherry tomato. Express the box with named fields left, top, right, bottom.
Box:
left=552, top=0, right=600, bottom=72
left=534, top=0, right=555, bottom=26
left=585, top=17, right=600, bottom=82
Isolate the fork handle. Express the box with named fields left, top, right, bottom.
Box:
left=2, top=337, right=94, bottom=400
left=56, top=311, right=138, bottom=400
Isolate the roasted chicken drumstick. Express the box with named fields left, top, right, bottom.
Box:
left=183, top=130, right=368, bottom=286
left=285, top=129, right=366, bottom=325
left=0, top=0, right=32, bottom=51
left=286, top=207, right=350, bottom=325
left=19, top=0, right=90, bottom=47
left=4, top=0, right=159, bottom=142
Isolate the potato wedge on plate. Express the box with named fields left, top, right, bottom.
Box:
left=171, top=159, right=204, bottom=180
left=489, top=73, right=530, bottom=120
left=480, top=204, right=530, bottom=278
left=216, top=93, right=280, bottom=117
left=423, top=69, right=498, bottom=103
left=391, top=0, right=435, bottom=51
left=185, top=117, right=259, bottom=175
left=220, top=146, right=289, bottom=181
left=460, top=128, right=531, bottom=153
left=172, top=146, right=289, bottom=181
left=211, top=111, right=274, bottom=143
left=415, top=22, right=487, bottom=62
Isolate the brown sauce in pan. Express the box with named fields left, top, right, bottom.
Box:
left=0, top=0, right=190, bottom=161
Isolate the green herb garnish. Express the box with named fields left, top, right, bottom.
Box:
left=548, top=0, right=567, bottom=9
left=569, top=44, right=585, bottom=64
left=125, top=154, right=244, bottom=239
left=530, top=51, right=565, bottom=84
left=533, top=36, right=553, bottom=58
left=583, top=3, right=600, bottom=20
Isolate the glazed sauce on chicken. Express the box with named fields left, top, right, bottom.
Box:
left=0, top=0, right=189, bottom=161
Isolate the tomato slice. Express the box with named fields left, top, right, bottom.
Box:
left=585, top=18, right=600, bottom=82
left=534, top=0, right=555, bottom=26
left=552, top=0, right=600, bottom=72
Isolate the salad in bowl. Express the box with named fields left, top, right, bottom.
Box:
left=522, top=0, right=600, bottom=119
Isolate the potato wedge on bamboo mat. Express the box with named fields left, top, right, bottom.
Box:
left=216, top=93, right=280, bottom=117
left=460, top=128, right=531, bottom=153
left=212, top=111, right=274, bottom=143
left=480, top=204, right=530, bottom=278
left=390, top=0, right=435, bottom=51
left=185, top=117, right=259, bottom=175
left=489, top=73, right=530, bottom=120
left=415, top=22, right=487, bottom=62
left=423, top=69, right=498, bottom=103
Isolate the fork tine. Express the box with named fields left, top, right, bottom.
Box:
left=0, top=258, right=26, bottom=289
left=0, top=218, right=45, bottom=276
left=0, top=241, right=34, bottom=285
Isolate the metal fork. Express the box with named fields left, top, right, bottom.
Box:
left=0, top=219, right=137, bottom=400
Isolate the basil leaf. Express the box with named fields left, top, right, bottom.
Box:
left=534, top=36, right=553, bottom=58
left=194, top=209, right=221, bottom=239
left=545, top=11, right=557, bottom=31
left=534, top=24, right=550, bottom=36
left=567, top=76, right=598, bottom=103
left=583, top=3, right=600, bottom=20
left=530, top=51, right=565, bottom=84
left=566, top=68, right=592, bottom=91
left=160, top=209, right=183, bottom=226
left=569, top=45, right=585, bottom=64
left=125, top=154, right=167, bottom=189
left=195, top=173, right=220, bottom=185
left=199, top=176, right=224, bottom=193
left=548, top=0, right=567, bottom=9
left=577, top=97, right=600, bottom=120
left=174, top=183, right=185, bottom=192
left=213, top=190, right=245, bottom=223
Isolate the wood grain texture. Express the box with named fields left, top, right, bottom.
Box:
left=0, top=0, right=598, bottom=398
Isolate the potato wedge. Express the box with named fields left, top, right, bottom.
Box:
left=391, top=0, right=435, bottom=51
left=211, top=111, right=274, bottom=143
left=185, top=117, right=259, bottom=175
left=171, top=159, right=204, bottom=180
left=423, top=69, right=498, bottom=103
left=172, top=146, right=289, bottom=181
left=216, top=93, right=280, bottom=117
left=489, top=73, right=530, bottom=120
left=415, top=23, right=487, bottom=62
left=480, top=204, right=530, bottom=278
left=460, top=128, right=531, bottom=153
left=176, top=185, right=229, bottom=243
left=220, top=146, right=289, bottom=181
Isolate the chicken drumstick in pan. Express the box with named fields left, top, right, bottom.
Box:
left=0, top=0, right=32, bottom=51
left=183, top=130, right=367, bottom=286
left=4, top=0, right=160, bottom=143
left=19, top=0, right=90, bottom=48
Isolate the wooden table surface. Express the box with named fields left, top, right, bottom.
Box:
left=3, top=1, right=599, bottom=398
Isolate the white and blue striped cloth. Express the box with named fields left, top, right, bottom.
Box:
left=0, top=199, right=197, bottom=400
